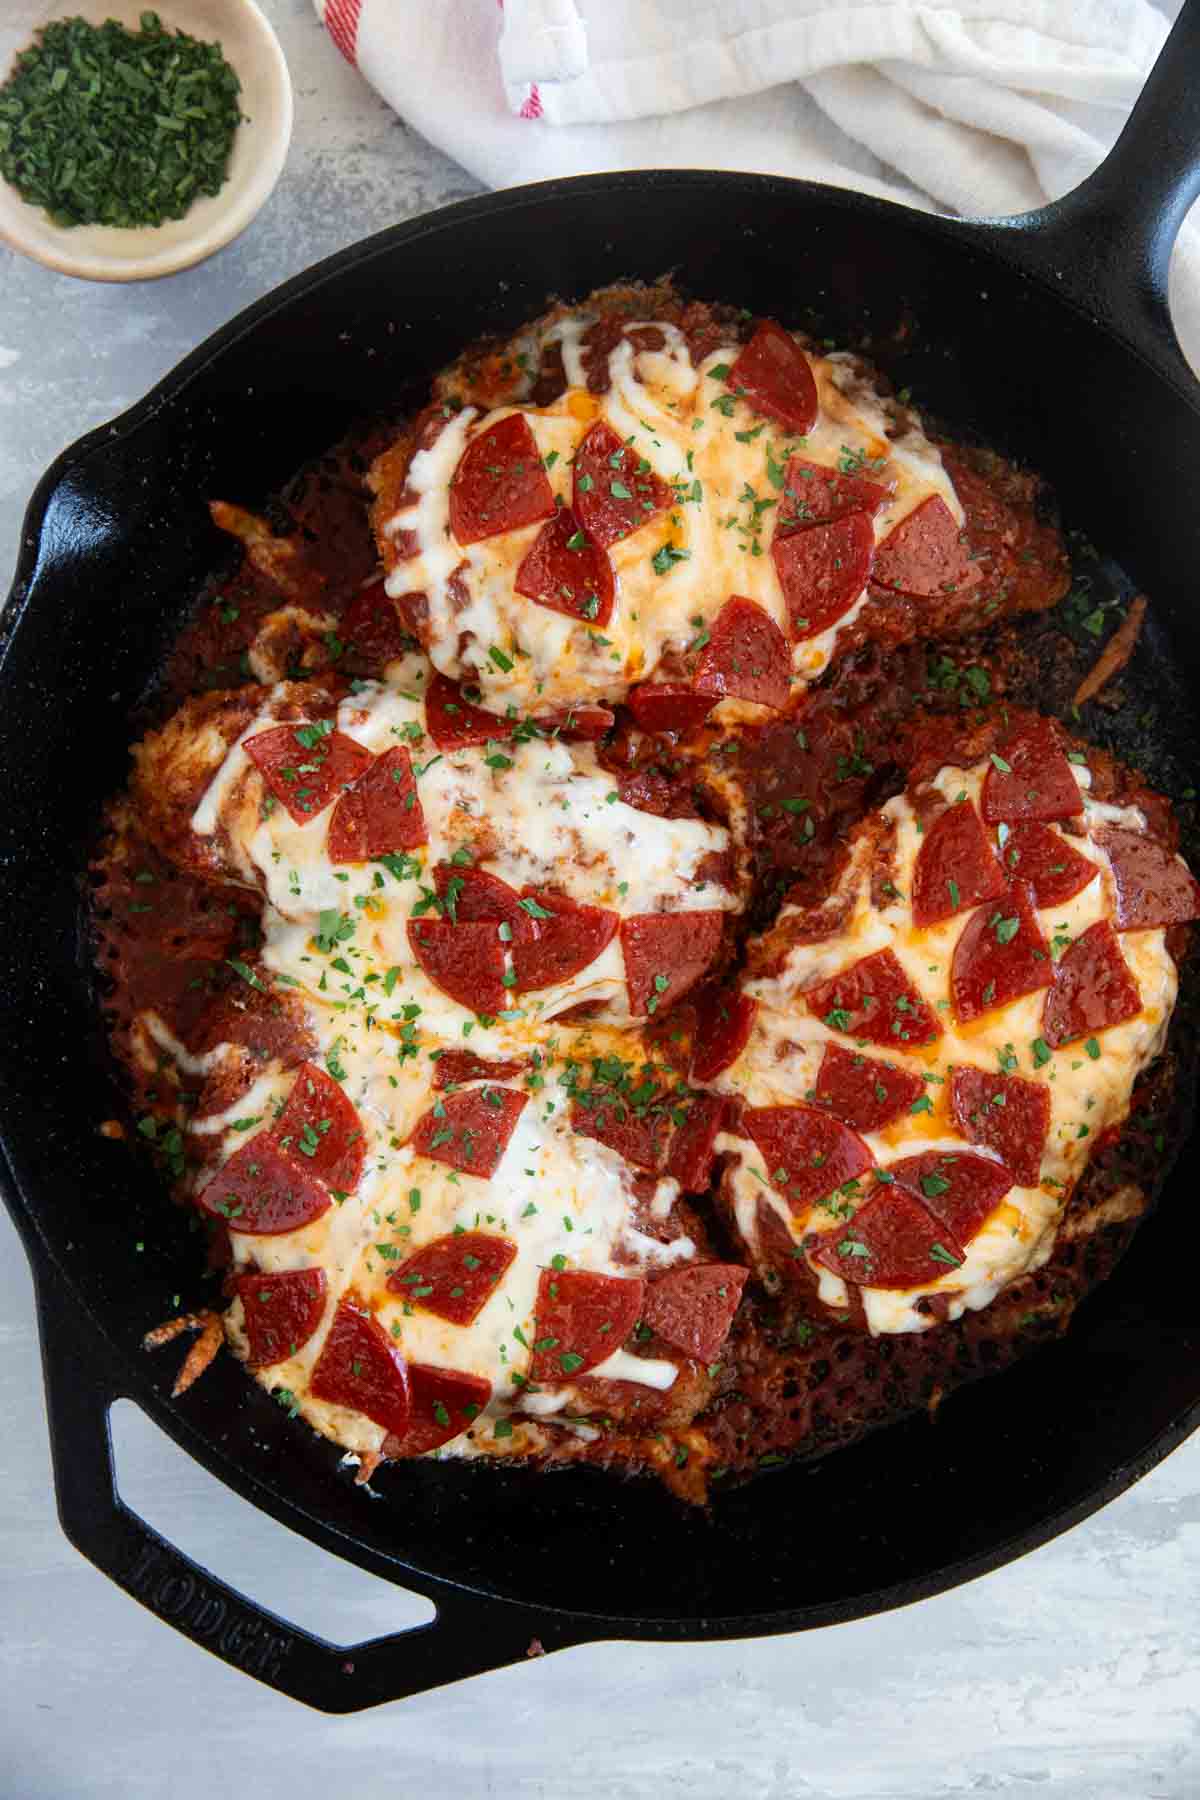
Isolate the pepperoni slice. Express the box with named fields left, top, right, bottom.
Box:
left=805, top=949, right=942, bottom=1047
left=396, top=1364, right=492, bottom=1455
left=327, top=746, right=427, bottom=864
left=888, top=1149, right=1013, bottom=1244
left=196, top=1139, right=331, bottom=1235
left=911, top=799, right=1007, bottom=927
left=234, top=1267, right=327, bottom=1368
left=665, top=1095, right=728, bottom=1193
left=387, top=1230, right=517, bottom=1324
left=408, top=1086, right=528, bottom=1178
left=777, top=456, right=892, bottom=530
left=744, top=1104, right=874, bottom=1213
left=690, top=983, right=756, bottom=1083
left=951, top=883, right=1052, bottom=1024
left=694, top=596, right=791, bottom=710
left=627, top=682, right=714, bottom=735
left=980, top=719, right=1081, bottom=824
left=871, top=495, right=979, bottom=599
left=1043, top=919, right=1142, bottom=1048
left=511, top=888, right=618, bottom=991
left=530, top=704, right=615, bottom=742
left=433, top=862, right=529, bottom=934
left=811, top=1188, right=960, bottom=1289
left=620, top=911, right=725, bottom=1017
left=514, top=506, right=614, bottom=625
left=641, top=1264, right=748, bottom=1363
left=244, top=724, right=372, bottom=825
left=407, top=918, right=507, bottom=1014
left=431, top=1049, right=529, bottom=1090
left=529, top=1269, right=645, bottom=1382
left=1000, top=821, right=1098, bottom=907
left=614, top=768, right=695, bottom=818
left=571, top=1089, right=670, bottom=1174
left=425, top=672, right=516, bottom=752
left=772, top=513, right=875, bottom=641
left=950, top=1067, right=1049, bottom=1187
left=448, top=414, right=555, bottom=546
left=1095, top=827, right=1200, bottom=930
left=573, top=419, right=672, bottom=548
left=814, top=1044, right=925, bottom=1134
left=271, top=1061, right=365, bottom=1193
left=726, top=320, right=818, bottom=433
left=309, top=1302, right=410, bottom=1436
left=342, top=578, right=416, bottom=670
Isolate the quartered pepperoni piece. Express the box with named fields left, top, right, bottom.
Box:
left=396, top=1364, right=492, bottom=1455
left=310, top=1301, right=411, bottom=1437
left=772, top=513, right=875, bottom=641
left=665, top=1095, right=728, bottom=1193
left=1043, top=919, right=1142, bottom=1048
left=431, top=1049, right=529, bottom=1090
left=234, top=1267, right=327, bottom=1369
left=1095, top=827, right=1200, bottom=930
left=871, top=495, right=979, bottom=599
left=531, top=704, right=615, bottom=742
left=950, top=1066, right=1050, bottom=1187
left=980, top=719, right=1082, bottom=824
left=614, top=767, right=696, bottom=818
left=514, top=506, right=615, bottom=625
left=690, top=983, right=756, bottom=1083
left=627, top=682, right=714, bottom=735
left=951, top=883, right=1052, bottom=1024
left=911, top=799, right=1007, bottom=927
left=726, top=320, right=818, bottom=433
left=529, top=1269, right=645, bottom=1382
left=448, top=413, right=556, bottom=546
left=425, top=671, right=516, bottom=752
left=511, top=888, right=618, bottom=991
left=813, top=1044, right=925, bottom=1134
left=888, top=1149, right=1013, bottom=1245
left=327, top=746, right=427, bottom=863
left=407, top=918, right=508, bottom=1015
left=694, top=596, right=791, bottom=709
left=744, top=1103, right=874, bottom=1214
left=433, top=862, right=529, bottom=934
left=196, top=1138, right=332, bottom=1235
left=244, top=723, right=372, bottom=825
left=777, top=456, right=892, bottom=530
left=342, top=578, right=417, bottom=669
left=408, top=1086, right=528, bottom=1178
left=1000, top=821, right=1098, bottom=907
left=804, top=948, right=942, bottom=1047
left=573, top=419, right=672, bottom=548
left=571, top=1089, right=670, bottom=1173
left=387, top=1231, right=517, bottom=1324
left=811, top=1188, right=959, bottom=1289
left=620, top=911, right=725, bottom=1016
left=271, top=1061, right=365, bottom=1193
left=641, top=1263, right=748, bottom=1363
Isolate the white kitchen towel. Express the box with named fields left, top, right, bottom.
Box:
left=314, top=0, right=1199, bottom=368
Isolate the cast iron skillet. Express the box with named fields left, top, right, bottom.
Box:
left=3, top=4, right=1200, bottom=1716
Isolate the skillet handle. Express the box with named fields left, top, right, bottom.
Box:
left=33, top=1281, right=576, bottom=1712
left=982, top=0, right=1200, bottom=363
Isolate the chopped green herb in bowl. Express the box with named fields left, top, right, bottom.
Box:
left=0, top=12, right=242, bottom=228
left=0, top=2, right=292, bottom=281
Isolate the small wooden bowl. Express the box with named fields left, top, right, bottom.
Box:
left=0, top=0, right=293, bottom=282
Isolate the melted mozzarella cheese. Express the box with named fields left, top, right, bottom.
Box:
left=723, top=757, right=1178, bottom=1334
left=188, top=679, right=739, bottom=1032
left=381, top=323, right=961, bottom=711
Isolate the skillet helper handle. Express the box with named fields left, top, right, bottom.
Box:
left=33, top=1282, right=570, bottom=1711
left=987, top=0, right=1200, bottom=353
